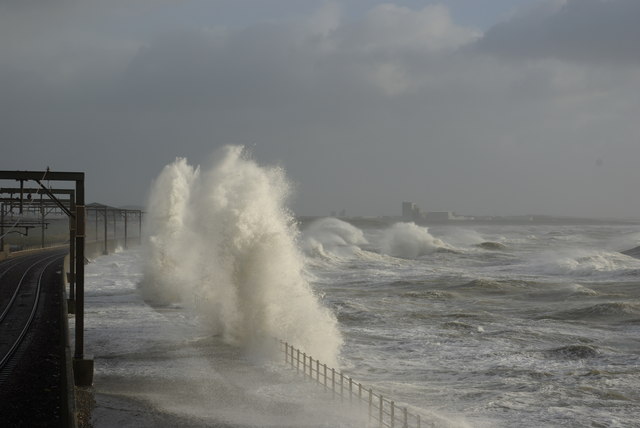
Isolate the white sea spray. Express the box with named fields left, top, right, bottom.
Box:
left=141, top=146, right=342, bottom=366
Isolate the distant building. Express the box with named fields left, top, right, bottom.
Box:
left=402, top=202, right=421, bottom=221
left=424, top=211, right=473, bottom=222
left=424, top=211, right=454, bottom=222
left=401, top=203, right=475, bottom=222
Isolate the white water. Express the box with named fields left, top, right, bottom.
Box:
left=84, top=249, right=364, bottom=428
left=141, top=146, right=341, bottom=365
left=379, top=222, right=450, bottom=258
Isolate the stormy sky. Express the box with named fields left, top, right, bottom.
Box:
left=1, top=0, right=639, bottom=218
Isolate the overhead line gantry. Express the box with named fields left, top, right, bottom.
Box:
left=0, top=170, right=92, bottom=386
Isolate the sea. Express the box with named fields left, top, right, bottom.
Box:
left=81, top=147, right=640, bottom=428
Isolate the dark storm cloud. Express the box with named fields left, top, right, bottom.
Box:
left=1, top=1, right=640, bottom=218
left=475, top=0, right=640, bottom=64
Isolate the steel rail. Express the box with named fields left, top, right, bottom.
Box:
left=0, top=255, right=33, bottom=280
left=0, top=253, right=61, bottom=323
left=0, top=253, right=55, bottom=310
left=0, top=254, right=64, bottom=370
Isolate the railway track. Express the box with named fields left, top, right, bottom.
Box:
left=0, top=250, right=67, bottom=378
left=0, top=249, right=71, bottom=427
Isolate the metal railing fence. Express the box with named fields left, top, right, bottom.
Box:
left=280, top=341, right=423, bottom=428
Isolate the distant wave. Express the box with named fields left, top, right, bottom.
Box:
left=401, top=290, right=458, bottom=300
left=302, top=219, right=457, bottom=261
left=563, top=283, right=599, bottom=297
left=544, top=344, right=599, bottom=359
left=441, top=320, right=478, bottom=331
left=379, top=222, right=452, bottom=259
left=476, top=241, right=508, bottom=251
left=301, top=217, right=368, bottom=259
left=547, top=302, right=640, bottom=322
left=621, top=245, right=640, bottom=259
left=528, top=250, right=640, bottom=278
left=454, top=278, right=523, bottom=294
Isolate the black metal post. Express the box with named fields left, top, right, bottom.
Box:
left=73, top=175, right=93, bottom=386
left=40, top=193, right=45, bottom=249
left=103, top=206, right=108, bottom=255
left=1, top=203, right=4, bottom=254
left=124, top=210, right=128, bottom=249
left=69, top=195, right=76, bottom=308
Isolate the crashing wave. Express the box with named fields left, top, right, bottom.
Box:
left=379, top=222, right=451, bottom=259
left=301, top=217, right=368, bottom=259
left=141, top=146, right=342, bottom=365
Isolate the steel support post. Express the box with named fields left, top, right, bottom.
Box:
left=1, top=203, right=4, bottom=255
left=124, top=211, right=128, bottom=249
left=68, top=196, right=76, bottom=313
left=103, top=206, right=108, bottom=255
left=19, top=180, right=23, bottom=214
left=40, top=193, right=45, bottom=249
left=73, top=177, right=93, bottom=386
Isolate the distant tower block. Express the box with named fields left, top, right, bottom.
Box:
left=402, top=202, right=420, bottom=221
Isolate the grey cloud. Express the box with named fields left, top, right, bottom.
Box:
left=475, top=0, right=640, bottom=64
left=2, top=2, right=640, bottom=218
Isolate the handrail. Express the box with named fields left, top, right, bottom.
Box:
left=279, top=340, right=423, bottom=428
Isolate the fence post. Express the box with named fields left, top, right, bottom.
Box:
left=391, top=401, right=395, bottom=428
left=332, top=368, right=336, bottom=399
left=303, top=353, right=307, bottom=378
left=279, top=340, right=422, bottom=428
left=324, top=364, right=328, bottom=391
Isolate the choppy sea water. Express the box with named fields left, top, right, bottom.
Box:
left=84, top=221, right=640, bottom=427
left=308, top=221, right=640, bottom=427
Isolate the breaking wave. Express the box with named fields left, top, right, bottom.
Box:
left=529, top=250, right=640, bottom=278
left=301, top=219, right=457, bottom=262
left=544, top=344, right=600, bottom=359
left=548, top=302, right=640, bottom=322
left=379, top=222, right=451, bottom=259
left=301, top=217, right=368, bottom=259
left=141, top=146, right=342, bottom=365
